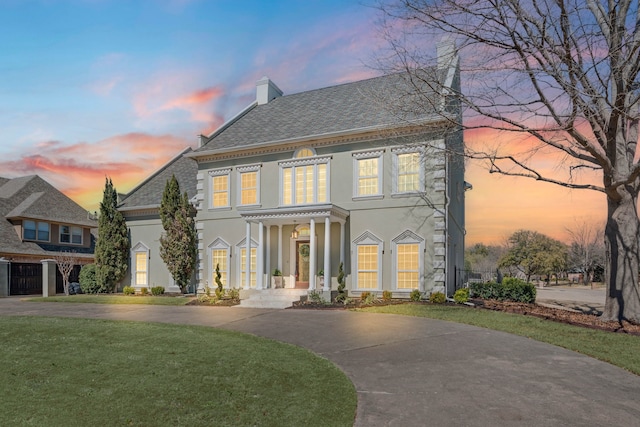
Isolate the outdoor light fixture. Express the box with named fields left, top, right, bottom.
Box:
left=291, top=230, right=299, bottom=239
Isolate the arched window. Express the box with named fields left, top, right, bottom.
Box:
left=294, top=147, right=316, bottom=158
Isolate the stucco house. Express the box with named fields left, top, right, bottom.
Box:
left=0, top=175, right=97, bottom=296
left=119, top=41, right=466, bottom=307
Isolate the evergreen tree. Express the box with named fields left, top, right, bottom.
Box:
left=159, top=174, right=181, bottom=231
left=160, top=180, right=197, bottom=292
left=95, top=178, right=130, bottom=292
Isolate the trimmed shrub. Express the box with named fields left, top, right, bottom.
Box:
left=360, top=291, right=376, bottom=305
left=409, top=289, right=422, bottom=302
left=151, top=286, right=165, bottom=296
left=429, top=291, right=446, bottom=304
left=453, top=288, right=470, bottom=304
left=123, top=286, right=135, bottom=295
left=382, top=290, right=392, bottom=301
left=78, top=264, right=100, bottom=294
left=469, top=278, right=536, bottom=303
left=140, top=287, right=149, bottom=296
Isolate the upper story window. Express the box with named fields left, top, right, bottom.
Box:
left=392, top=148, right=424, bottom=195
left=209, top=168, right=232, bottom=209
left=280, top=149, right=330, bottom=206
left=238, top=164, right=261, bottom=206
left=295, top=147, right=315, bottom=158
left=353, top=150, right=384, bottom=199
left=23, top=220, right=50, bottom=242
left=60, top=225, right=82, bottom=244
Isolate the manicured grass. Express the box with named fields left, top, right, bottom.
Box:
left=0, top=316, right=356, bottom=426
left=360, top=304, right=640, bottom=375
left=26, top=294, right=193, bottom=305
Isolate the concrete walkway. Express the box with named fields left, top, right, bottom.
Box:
left=1, top=297, right=639, bottom=426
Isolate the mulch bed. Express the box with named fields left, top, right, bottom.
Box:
left=292, top=298, right=640, bottom=336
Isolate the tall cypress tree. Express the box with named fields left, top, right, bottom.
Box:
left=159, top=174, right=181, bottom=231
left=95, top=178, right=130, bottom=292
left=159, top=179, right=197, bottom=292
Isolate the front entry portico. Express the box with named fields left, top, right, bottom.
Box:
left=238, top=204, right=349, bottom=292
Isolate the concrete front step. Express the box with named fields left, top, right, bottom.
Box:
left=236, top=289, right=309, bottom=309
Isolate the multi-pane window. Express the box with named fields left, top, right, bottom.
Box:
left=353, top=150, right=383, bottom=198
left=396, top=244, right=419, bottom=289
left=357, top=245, right=379, bottom=289
left=396, top=152, right=421, bottom=193
left=60, top=225, right=82, bottom=244
left=281, top=159, right=329, bottom=206
left=23, top=220, right=49, bottom=241
left=212, top=248, right=228, bottom=287
left=135, top=251, right=148, bottom=286
left=212, top=173, right=230, bottom=208
left=240, top=247, right=257, bottom=288
left=240, top=171, right=257, bottom=205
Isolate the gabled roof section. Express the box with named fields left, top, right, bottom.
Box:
left=118, top=147, right=198, bottom=210
left=0, top=175, right=97, bottom=258
left=192, top=70, right=447, bottom=156
left=0, top=175, right=96, bottom=227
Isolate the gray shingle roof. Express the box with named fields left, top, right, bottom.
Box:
left=0, top=175, right=97, bottom=258
left=118, top=147, right=198, bottom=210
left=194, top=71, right=441, bottom=154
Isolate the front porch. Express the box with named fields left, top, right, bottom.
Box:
left=237, top=204, right=349, bottom=292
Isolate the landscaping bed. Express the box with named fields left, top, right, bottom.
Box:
left=293, top=297, right=640, bottom=336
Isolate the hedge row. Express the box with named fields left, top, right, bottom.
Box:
left=469, top=277, right=536, bottom=303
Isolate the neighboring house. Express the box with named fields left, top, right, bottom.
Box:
left=120, top=40, right=467, bottom=303
left=118, top=147, right=198, bottom=293
left=0, top=175, right=97, bottom=295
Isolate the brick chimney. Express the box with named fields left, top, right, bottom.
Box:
left=256, top=76, right=283, bottom=105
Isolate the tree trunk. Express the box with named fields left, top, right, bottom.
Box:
left=601, top=188, right=640, bottom=322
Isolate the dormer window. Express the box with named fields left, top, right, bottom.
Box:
left=23, top=220, right=50, bottom=242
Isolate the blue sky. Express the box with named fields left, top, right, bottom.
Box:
left=0, top=0, right=605, bottom=244
left=0, top=0, right=378, bottom=202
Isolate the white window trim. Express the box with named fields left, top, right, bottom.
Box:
left=208, top=238, right=230, bottom=289
left=391, top=146, right=426, bottom=196
left=351, top=231, right=383, bottom=291
left=279, top=156, right=331, bottom=206
left=209, top=168, right=232, bottom=210
left=236, top=238, right=258, bottom=288
left=352, top=149, right=384, bottom=200
left=131, top=242, right=150, bottom=288
left=391, top=230, right=425, bottom=292
left=237, top=164, right=261, bottom=207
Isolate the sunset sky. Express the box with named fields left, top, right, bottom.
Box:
left=0, top=0, right=606, bottom=246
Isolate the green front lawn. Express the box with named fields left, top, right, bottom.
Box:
left=0, top=316, right=356, bottom=426
left=361, top=304, right=640, bottom=375
left=26, top=294, right=193, bottom=305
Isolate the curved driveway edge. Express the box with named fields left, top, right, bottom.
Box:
left=2, top=299, right=639, bottom=426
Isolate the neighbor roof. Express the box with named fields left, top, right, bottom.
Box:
left=192, top=70, right=443, bottom=155
left=118, top=147, right=198, bottom=210
left=0, top=175, right=97, bottom=258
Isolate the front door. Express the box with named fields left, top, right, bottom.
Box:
left=296, top=241, right=310, bottom=288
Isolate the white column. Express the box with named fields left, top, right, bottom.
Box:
left=245, top=221, right=251, bottom=290
left=340, top=221, right=345, bottom=267
left=266, top=225, right=271, bottom=288
left=257, top=221, right=264, bottom=290
left=309, top=218, right=316, bottom=290
left=277, top=224, right=283, bottom=272
left=324, top=217, right=331, bottom=291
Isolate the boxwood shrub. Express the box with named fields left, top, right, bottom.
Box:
left=469, top=278, right=536, bottom=303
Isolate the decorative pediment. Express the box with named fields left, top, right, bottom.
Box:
left=235, top=237, right=258, bottom=248
left=392, top=230, right=424, bottom=244
left=131, top=241, right=149, bottom=252
left=352, top=230, right=383, bottom=245
left=208, top=237, right=229, bottom=250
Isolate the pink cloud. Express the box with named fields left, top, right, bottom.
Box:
left=0, top=133, right=193, bottom=211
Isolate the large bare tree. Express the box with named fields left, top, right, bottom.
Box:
left=53, top=251, right=79, bottom=296
left=376, top=0, right=640, bottom=322
left=566, top=220, right=605, bottom=287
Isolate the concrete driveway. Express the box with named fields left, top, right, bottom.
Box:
left=1, top=298, right=639, bottom=426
